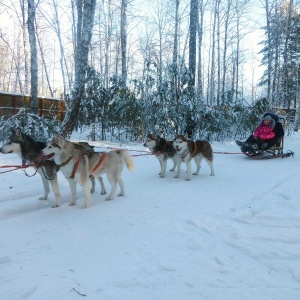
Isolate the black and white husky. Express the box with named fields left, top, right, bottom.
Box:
left=0, top=128, right=62, bottom=207
left=144, top=133, right=176, bottom=178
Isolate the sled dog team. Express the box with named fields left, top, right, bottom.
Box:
left=0, top=128, right=214, bottom=209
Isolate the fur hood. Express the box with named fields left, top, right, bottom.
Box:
left=257, top=115, right=275, bottom=128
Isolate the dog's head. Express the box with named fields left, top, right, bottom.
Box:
left=143, top=133, right=157, bottom=149
left=156, top=136, right=168, bottom=147
left=0, top=128, right=25, bottom=154
left=42, top=134, right=74, bottom=162
left=173, top=135, right=188, bottom=153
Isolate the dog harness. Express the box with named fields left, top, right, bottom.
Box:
left=90, top=152, right=107, bottom=175
left=69, top=156, right=81, bottom=179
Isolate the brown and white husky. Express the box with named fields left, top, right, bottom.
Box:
left=172, top=134, right=215, bottom=181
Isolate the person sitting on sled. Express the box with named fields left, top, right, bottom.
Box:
left=236, top=114, right=278, bottom=153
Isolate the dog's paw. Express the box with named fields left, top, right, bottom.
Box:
left=160, top=175, right=165, bottom=178
left=39, top=196, right=48, bottom=200
left=105, top=196, right=113, bottom=201
left=185, top=178, right=191, bottom=181
left=81, top=203, right=90, bottom=209
left=52, top=204, right=60, bottom=208
left=117, top=192, right=125, bottom=197
left=90, top=188, right=95, bottom=193
left=69, top=201, right=76, bottom=206
left=100, top=191, right=107, bottom=195
left=174, top=175, right=179, bottom=178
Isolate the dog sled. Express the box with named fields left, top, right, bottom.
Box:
left=238, top=112, right=294, bottom=160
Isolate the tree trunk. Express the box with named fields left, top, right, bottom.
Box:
left=27, top=0, right=38, bottom=115
left=20, top=0, right=29, bottom=94
left=189, top=0, right=198, bottom=88
left=209, top=0, right=218, bottom=105
left=197, top=0, right=205, bottom=102
left=221, top=0, right=232, bottom=105
left=53, top=0, right=71, bottom=99
left=103, top=0, right=112, bottom=88
left=121, top=0, right=127, bottom=86
left=61, top=0, right=97, bottom=137
left=36, top=30, right=54, bottom=97
left=173, top=0, right=180, bottom=134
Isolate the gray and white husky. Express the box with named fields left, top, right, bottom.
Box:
left=42, top=134, right=134, bottom=209
left=0, top=128, right=62, bottom=207
left=173, top=134, right=215, bottom=181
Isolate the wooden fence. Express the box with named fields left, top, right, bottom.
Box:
left=0, top=92, right=65, bottom=121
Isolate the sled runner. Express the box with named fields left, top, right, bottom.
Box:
left=243, top=149, right=294, bottom=160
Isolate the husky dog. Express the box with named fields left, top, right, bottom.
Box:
left=0, top=128, right=98, bottom=207
left=0, top=128, right=62, bottom=207
left=41, top=134, right=134, bottom=209
left=144, top=133, right=176, bottom=178
left=172, top=134, right=215, bottom=181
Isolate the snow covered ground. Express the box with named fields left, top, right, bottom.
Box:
left=0, top=133, right=300, bottom=300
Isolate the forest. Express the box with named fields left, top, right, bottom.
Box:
left=0, top=0, right=299, bottom=142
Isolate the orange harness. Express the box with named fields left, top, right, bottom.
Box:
left=69, top=156, right=81, bottom=179
left=55, top=150, right=82, bottom=179
left=91, top=152, right=106, bottom=175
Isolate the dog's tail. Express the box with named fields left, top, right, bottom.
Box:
left=118, top=149, right=134, bottom=172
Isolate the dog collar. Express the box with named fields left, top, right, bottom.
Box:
left=57, top=155, right=73, bottom=167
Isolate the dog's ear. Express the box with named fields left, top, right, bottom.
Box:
left=15, top=128, right=25, bottom=141
left=53, top=134, right=63, bottom=146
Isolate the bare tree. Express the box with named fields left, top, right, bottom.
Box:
left=52, top=0, right=71, bottom=99
left=36, top=28, right=53, bottom=97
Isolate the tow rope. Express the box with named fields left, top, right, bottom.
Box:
left=2, top=148, right=290, bottom=176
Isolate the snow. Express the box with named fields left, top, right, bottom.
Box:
left=1, top=133, right=300, bottom=300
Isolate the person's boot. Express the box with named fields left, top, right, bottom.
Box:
left=261, top=143, right=268, bottom=149
left=235, top=140, right=244, bottom=147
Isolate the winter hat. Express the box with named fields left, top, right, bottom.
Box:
left=261, top=114, right=275, bottom=127
left=263, top=115, right=273, bottom=121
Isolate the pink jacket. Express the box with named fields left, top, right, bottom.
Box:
left=253, top=124, right=275, bottom=140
